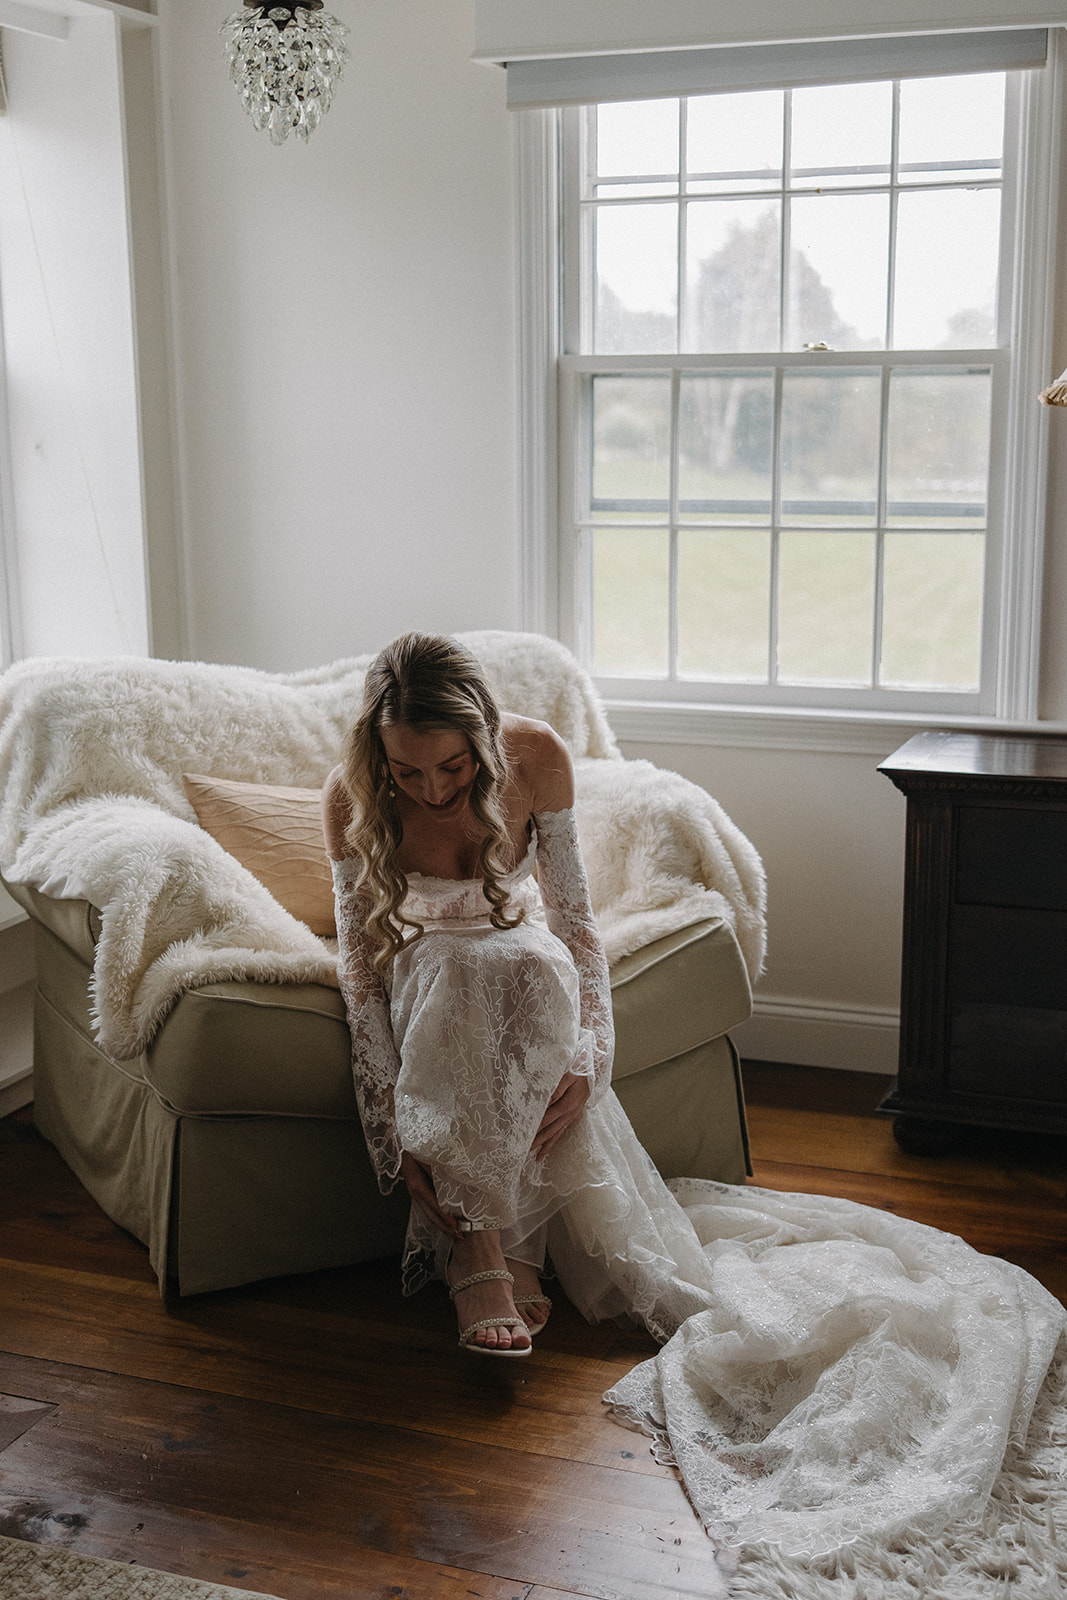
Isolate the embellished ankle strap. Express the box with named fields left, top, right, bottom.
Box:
left=455, top=1216, right=496, bottom=1233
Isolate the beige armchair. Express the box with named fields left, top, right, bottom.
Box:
left=0, top=633, right=763, bottom=1297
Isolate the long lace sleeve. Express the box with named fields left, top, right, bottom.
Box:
left=534, top=806, right=614, bottom=1105
left=330, top=855, right=404, bottom=1192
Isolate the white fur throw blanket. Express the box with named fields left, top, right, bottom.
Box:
left=0, top=632, right=765, bottom=1061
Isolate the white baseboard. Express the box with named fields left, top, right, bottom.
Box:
left=733, top=994, right=900, bottom=1076
left=0, top=979, right=33, bottom=1117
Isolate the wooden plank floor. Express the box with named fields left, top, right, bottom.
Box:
left=1, top=1065, right=1066, bottom=1599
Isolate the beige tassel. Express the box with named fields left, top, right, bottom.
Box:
left=1039, top=368, right=1067, bottom=405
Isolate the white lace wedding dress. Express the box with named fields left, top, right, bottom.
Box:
left=332, top=808, right=1066, bottom=1557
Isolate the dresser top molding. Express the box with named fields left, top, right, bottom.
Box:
left=879, top=729, right=1067, bottom=797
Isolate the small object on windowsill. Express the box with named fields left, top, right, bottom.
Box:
left=1038, top=368, right=1067, bottom=405
left=803, top=342, right=833, bottom=351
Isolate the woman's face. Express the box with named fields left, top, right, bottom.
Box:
left=380, top=723, right=479, bottom=819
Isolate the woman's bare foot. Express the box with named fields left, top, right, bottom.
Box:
left=507, top=1259, right=552, bottom=1333
left=447, top=1231, right=532, bottom=1354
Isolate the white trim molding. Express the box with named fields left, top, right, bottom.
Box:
left=997, top=28, right=1062, bottom=717
left=609, top=702, right=929, bottom=755
left=733, top=994, right=901, bottom=1076
left=0, top=4, right=68, bottom=40
left=606, top=699, right=1067, bottom=754
left=0, top=0, right=156, bottom=34
left=514, top=108, right=561, bottom=637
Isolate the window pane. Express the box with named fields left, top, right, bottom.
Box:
left=685, top=199, right=780, bottom=352
left=790, top=81, right=893, bottom=189
left=777, top=530, right=875, bottom=684
left=678, top=530, right=770, bottom=678
left=593, top=528, right=669, bottom=674
left=788, top=194, right=889, bottom=349
left=686, top=90, right=783, bottom=191
left=597, top=99, right=680, bottom=178
left=596, top=181, right=678, bottom=198
left=898, top=73, right=1004, bottom=184
left=894, top=189, right=1000, bottom=348
left=886, top=370, right=991, bottom=527
left=780, top=370, right=881, bottom=525
left=678, top=371, right=773, bottom=522
left=595, top=204, right=678, bottom=353
left=881, top=532, right=984, bottom=690
left=591, top=375, right=671, bottom=514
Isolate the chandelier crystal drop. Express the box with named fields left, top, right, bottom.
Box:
left=221, top=2, right=351, bottom=145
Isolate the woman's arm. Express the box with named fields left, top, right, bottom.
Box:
left=522, top=731, right=615, bottom=1150
left=322, top=768, right=405, bottom=1193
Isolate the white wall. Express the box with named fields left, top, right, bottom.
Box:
left=616, top=734, right=910, bottom=1072
left=162, top=0, right=520, bottom=672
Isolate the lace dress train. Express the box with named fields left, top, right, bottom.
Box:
left=331, top=807, right=1067, bottom=1555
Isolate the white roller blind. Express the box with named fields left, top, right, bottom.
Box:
left=474, top=0, right=1067, bottom=62
left=504, top=27, right=1048, bottom=107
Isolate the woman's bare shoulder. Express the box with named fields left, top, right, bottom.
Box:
left=321, top=763, right=353, bottom=859
left=502, top=715, right=574, bottom=812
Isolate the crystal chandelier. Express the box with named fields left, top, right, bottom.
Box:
left=221, top=2, right=351, bottom=146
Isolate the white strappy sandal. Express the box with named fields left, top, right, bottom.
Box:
left=447, top=1266, right=533, bottom=1358
left=512, top=1292, right=553, bottom=1336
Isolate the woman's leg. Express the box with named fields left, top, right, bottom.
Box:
left=446, top=1226, right=532, bottom=1353
left=503, top=1222, right=552, bottom=1332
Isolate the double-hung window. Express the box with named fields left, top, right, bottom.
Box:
left=525, top=30, right=1059, bottom=720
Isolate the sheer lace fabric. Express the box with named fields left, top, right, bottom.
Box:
left=597, top=1179, right=1065, bottom=1555
left=331, top=807, right=616, bottom=1285
left=332, top=806, right=1067, bottom=1555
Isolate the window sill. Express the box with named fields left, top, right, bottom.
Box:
left=604, top=698, right=1067, bottom=756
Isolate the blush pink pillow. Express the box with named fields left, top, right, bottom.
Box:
left=182, top=773, right=336, bottom=937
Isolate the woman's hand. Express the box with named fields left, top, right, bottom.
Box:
left=399, top=1150, right=463, bottom=1239
left=532, top=1071, right=591, bottom=1161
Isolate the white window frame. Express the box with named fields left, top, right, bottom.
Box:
left=515, top=35, right=1064, bottom=744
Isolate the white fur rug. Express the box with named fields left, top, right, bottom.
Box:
left=0, top=632, right=765, bottom=1060
left=0, top=1536, right=284, bottom=1600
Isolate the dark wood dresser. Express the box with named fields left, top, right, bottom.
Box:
left=879, top=729, right=1067, bottom=1152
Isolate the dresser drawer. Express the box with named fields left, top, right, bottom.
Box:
left=949, top=1002, right=1067, bottom=1103
left=949, top=903, right=1067, bottom=1010
left=955, top=804, right=1067, bottom=909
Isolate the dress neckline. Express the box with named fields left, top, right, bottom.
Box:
left=404, top=826, right=537, bottom=890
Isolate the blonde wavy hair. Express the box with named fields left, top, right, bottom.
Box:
left=341, top=632, right=525, bottom=973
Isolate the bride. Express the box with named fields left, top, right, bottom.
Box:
left=323, top=631, right=1066, bottom=1552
